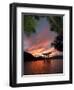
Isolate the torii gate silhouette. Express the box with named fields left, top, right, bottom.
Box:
left=42, top=52, right=52, bottom=58
left=42, top=50, right=55, bottom=58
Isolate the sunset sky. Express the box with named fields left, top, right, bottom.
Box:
left=23, top=17, right=61, bottom=56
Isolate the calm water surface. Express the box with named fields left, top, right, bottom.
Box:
left=24, top=59, right=63, bottom=75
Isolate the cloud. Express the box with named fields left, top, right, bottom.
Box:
left=23, top=17, right=57, bottom=56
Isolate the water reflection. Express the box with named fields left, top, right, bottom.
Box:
left=24, top=59, right=63, bottom=75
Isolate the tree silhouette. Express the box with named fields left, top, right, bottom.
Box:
left=23, top=15, right=37, bottom=36
left=51, top=32, right=63, bottom=51
left=48, top=16, right=63, bottom=52
left=47, top=16, right=63, bottom=33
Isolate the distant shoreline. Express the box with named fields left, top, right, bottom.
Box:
left=24, top=54, right=63, bottom=62
left=36, top=55, right=63, bottom=60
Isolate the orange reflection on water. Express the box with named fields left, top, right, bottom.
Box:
left=24, top=59, right=63, bottom=75
left=31, top=61, right=45, bottom=73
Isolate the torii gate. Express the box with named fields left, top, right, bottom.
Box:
left=42, top=52, right=52, bottom=58
left=42, top=50, right=56, bottom=58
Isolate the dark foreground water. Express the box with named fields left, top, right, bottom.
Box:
left=24, top=59, right=63, bottom=75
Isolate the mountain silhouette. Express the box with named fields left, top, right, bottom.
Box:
left=24, top=51, right=35, bottom=61
left=24, top=51, right=63, bottom=62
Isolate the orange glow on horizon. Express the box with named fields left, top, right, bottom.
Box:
left=27, top=47, right=56, bottom=56
left=29, top=48, right=45, bottom=56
